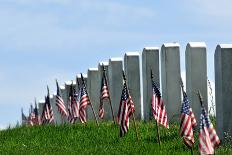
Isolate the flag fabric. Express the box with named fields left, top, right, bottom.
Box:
left=180, top=91, right=197, bottom=147
left=28, top=105, right=35, bottom=126
left=67, top=84, right=79, bottom=123
left=199, top=106, right=220, bottom=155
left=56, top=81, right=68, bottom=118
left=151, top=80, right=169, bottom=128
left=98, top=72, right=110, bottom=119
left=34, top=102, right=41, bottom=125
left=117, top=82, right=135, bottom=137
left=42, top=95, right=54, bottom=124
left=79, top=83, right=90, bottom=123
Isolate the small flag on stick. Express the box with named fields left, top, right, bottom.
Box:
left=117, top=71, right=138, bottom=140
left=198, top=91, right=220, bottom=155
left=56, top=80, right=68, bottom=119
left=179, top=78, right=197, bottom=150
left=41, top=86, right=54, bottom=124
left=151, top=70, right=169, bottom=128
left=79, top=74, right=99, bottom=126
left=98, top=65, right=115, bottom=123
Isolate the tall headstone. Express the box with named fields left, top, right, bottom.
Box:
left=65, top=81, right=72, bottom=109
left=161, top=43, right=181, bottom=122
left=186, top=42, right=208, bottom=122
left=87, top=68, right=99, bottom=120
left=77, top=74, right=87, bottom=87
left=38, top=100, right=45, bottom=117
left=98, top=62, right=112, bottom=120
left=215, top=44, right=232, bottom=142
left=108, top=58, right=123, bottom=116
left=60, top=85, right=68, bottom=123
left=124, top=52, right=141, bottom=119
left=142, top=47, right=160, bottom=120
left=49, top=95, right=58, bottom=124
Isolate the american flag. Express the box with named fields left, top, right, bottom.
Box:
left=56, top=81, right=68, bottom=118
left=79, top=81, right=90, bottom=123
left=98, top=71, right=110, bottom=119
left=199, top=106, right=220, bottom=155
left=28, top=105, right=35, bottom=126
left=68, top=84, right=79, bottom=123
left=34, top=101, right=41, bottom=125
left=151, top=79, right=169, bottom=128
left=42, top=89, right=54, bottom=124
left=180, top=91, right=197, bottom=147
left=117, top=82, right=135, bottom=137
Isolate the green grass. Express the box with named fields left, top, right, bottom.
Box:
left=0, top=121, right=231, bottom=154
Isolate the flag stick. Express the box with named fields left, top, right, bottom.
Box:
left=156, top=120, right=161, bottom=147
left=191, top=147, right=194, bottom=155
left=81, top=73, right=99, bottom=126
left=102, top=65, right=116, bottom=124
left=180, top=77, right=194, bottom=154
left=151, top=70, right=161, bottom=147
left=122, top=71, right=139, bottom=141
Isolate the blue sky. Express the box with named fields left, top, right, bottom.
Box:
left=0, top=0, right=231, bottom=128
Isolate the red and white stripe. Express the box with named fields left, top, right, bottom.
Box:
left=101, top=85, right=109, bottom=100
left=79, top=89, right=90, bottom=123
left=71, top=96, right=79, bottom=122
left=152, top=95, right=169, bottom=128
left=180, top=108, right=197, bottom=147
left=199, top=108, right=220, bottom=155
left=119, top=95, right=135, bottom=137
left=28, top=112, right=35, bottom=126
left=56, top=95, right=68, bottom=118
left=98, top=77, right=110, bottom=119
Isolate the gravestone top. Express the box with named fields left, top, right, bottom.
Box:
left=110, top=57, right=123, bottom=61
left=125, top=52, right=140, bottom=56
left=88, top=68, right=98, bottom=71
left=65, top=81, right=72, bottom=85
left=218, top=44, right=232, bottom=48
left=49, top=95, right=53, bottom=99
left=38, top=100, right=45, bottom=103
left=60, top=85, right=65, bottom=90
left=77, top=73, right=87, bottom=78
left=99, top=61, right=109, bottom=66
left=144, top=47, right=159, bottom=50
left=188, top=42, right=206, bottom=47
left=163, top=43, right=180, bottom=47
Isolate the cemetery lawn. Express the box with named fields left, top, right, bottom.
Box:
left=0, top=121, right=231, bottom=154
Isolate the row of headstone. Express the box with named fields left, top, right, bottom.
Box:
left=36, top=42, right=232, bottom=142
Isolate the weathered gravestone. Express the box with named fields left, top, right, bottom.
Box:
left=87, top=68, right=100, bottom=120
left=215, top=44, right=232, bottom=142
left=161, top=43, right=181, bottom=122
left=186, top=42, right=208, bottom=123
left=108, top=58, right=123, bottom=117
left=142, top=47, right=160, bottom=120
left=124, top=52, right=141, bottom=120
left=38, top=100, right=45, bottom=117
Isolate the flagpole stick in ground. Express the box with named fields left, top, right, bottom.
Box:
left=81, top=73, right=99, bottom=126
left=122, top=71, right=139, bottom=141
left=155, top=120, right=161, bottom=147
left=102, top=65, right=116, bottom=124
left=180, top=78, right=194, bottom=155
left=151, top=70, right=161, bottom=147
